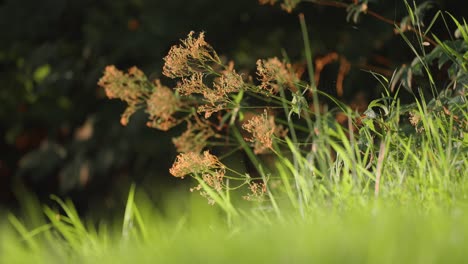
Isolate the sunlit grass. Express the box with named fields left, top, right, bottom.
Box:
left=2, top=188, right=468, bottom=263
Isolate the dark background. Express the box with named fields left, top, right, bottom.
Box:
left=0, top=0, right=465, bottom=216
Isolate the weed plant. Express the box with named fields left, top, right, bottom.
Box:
left=1, top=1, right=467, bottom=263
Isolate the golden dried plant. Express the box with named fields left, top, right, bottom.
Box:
left=170, top=151, right=227, bottom=205
left=163, top=31, right=220, bottom=78
left=202, top=171, right=224, bottom=192
left=98, top=65, right=150, bottom=126
left=243, top=181, right=268, bottom=201
left=172, top=117, right=217, bottom=153
left=256, top=57, right=300, bottom=94
left=199, top=64, right=244, bottom=118
left=164, top=32, right=246, bottom=118
left=169, top=151, right=225, bottom=179
left=214, top=63, right=244, bottom=96
left=242, top=110, right=286, bottom=154
left=146, top=80, right=182, bottom=131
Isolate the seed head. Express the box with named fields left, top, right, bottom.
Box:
left=163, top=31, right=220, bottom=78
left=256, top=57, right=299, bottom=94
left=172, top=118, right=216, bottom=153
left=169, top=151, right=225, bottom=178
left=98, top=65, right=150, bottom=126
left=146, top=80, right=181, bottom=131
left=242, top=110, right=281, bottom=154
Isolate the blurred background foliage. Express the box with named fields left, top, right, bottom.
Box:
left=0, top=0, right=466, bottom=216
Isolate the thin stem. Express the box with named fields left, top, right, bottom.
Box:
left=230, top=125, right=282, bottom=217
left=302, top=0, right=438, bottom=46
left=374, top=139, right=386, bottom=198
left=299, top=13, right=322, bottom=133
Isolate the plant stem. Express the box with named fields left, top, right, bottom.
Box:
left=302, top=0, right=438, bottom=46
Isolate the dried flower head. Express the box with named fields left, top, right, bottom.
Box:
left=120, top=105, right=137, bottom=126
left=176, top=72, right=207, bottom=96
left=163, top=31, right=220, bottom=78
left=202, top=171, right=224, bottom=192
left=146, top=80, right=181, bottom=131
left=169, top=151, right=225, bottom=178
left=176, top=63, right=244, bottom=118
left=198, top=67, right=244, bottom=117
left=214, top=62, right=244, bottom=94
left=243, top=181, right=267, bottom=201
left=197, top=104, right=227, bottom=119
left=242, top=110, right=285, bottom=154
left=98, top=65, right=150, bottom=126
left=256, top=57, right=299, bottom=94
left=176, top=73, right=226, bottom=118
left=172, top=117, right=216, bottom=153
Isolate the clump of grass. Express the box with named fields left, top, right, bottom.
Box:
left=2, top=187, right=468, bottom=263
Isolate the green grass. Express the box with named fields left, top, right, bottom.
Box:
left=1, top=190, right=468, bottom=263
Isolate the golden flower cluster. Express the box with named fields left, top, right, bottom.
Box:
left=163, top=31, right=220, bottom=78
left=256, top=57, right=299, bottom=94
left=98, top=66, right=182, bottom=129
left=146, top=80, right=181, bottom=131
left=243, top=181, right=267, bottom=201
left=98, top=65, right=150, bottom=126
left=212, top=62, right=244, bottom=100
left=202, top=171, right=224, bottom=192
left=169, top=151, right=225, bottom=179
left=198, top=66, right=244, bottom=118
left=100, top=31, right=309, bottom=206
left=176, top=72, right=208, bottom=96
left=242, top=110, right=287, bottom=154
left=165, top=32, right=245, bottom=118
left=98, top=65, right=148, bottom=101
left=170, top=151, right=227, bottom=204
left=172, top=117, right=216, bottom=153
left=175, top=69, right=244, bottom=118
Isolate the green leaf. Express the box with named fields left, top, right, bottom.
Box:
left=288, top=90, right=308, bottom=121
left=33, top=64, right=51, bottom=83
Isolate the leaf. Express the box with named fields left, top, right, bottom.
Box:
left=288, top=89, right=308, bottom=121
left=391, top=65, right=413, bottom=93
left=345, top=2, right=368, bottom=24
left=364, top=109, right=377, bottom=119
left=33, top=64, right=51, bottom=83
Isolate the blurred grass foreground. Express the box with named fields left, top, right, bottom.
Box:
left=1, top=187, right=468, bottom=263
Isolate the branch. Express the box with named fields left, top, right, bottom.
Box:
left=302, top=0, right=438, bottom=46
